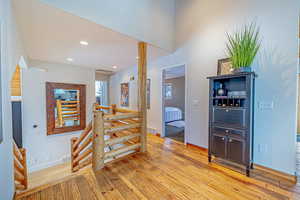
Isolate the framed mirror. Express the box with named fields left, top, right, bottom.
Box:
left=46, top=82, right=86, bottom=135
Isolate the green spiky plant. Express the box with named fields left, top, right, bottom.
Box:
left=226, top=23, right=261, bottom=70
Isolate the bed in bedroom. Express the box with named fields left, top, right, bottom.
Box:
left=164, top=107, right=183, bottom=123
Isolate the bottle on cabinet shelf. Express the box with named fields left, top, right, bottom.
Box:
left=216, top=83, right=227, bottom=96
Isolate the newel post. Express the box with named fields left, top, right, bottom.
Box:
left=92, top=111, right=105, bottom=171
left=138, top=41, right=147, bottom=152
left=111, top=104, right=117, bottom=115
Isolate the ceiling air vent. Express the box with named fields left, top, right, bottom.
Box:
left=95, top=69, right=115, bottom=75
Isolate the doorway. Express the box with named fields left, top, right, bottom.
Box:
left=95, top=80, right=109, bottom=106
left=162, top=65, right=186, bottom=143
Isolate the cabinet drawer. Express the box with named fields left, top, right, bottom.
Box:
left=212, top=108, right=246, bottom=128
left=211, top=127, right=229, bottom=135
left=229, top=129, right=246, bottom=138
left=211, top=127, right=245, bottom=138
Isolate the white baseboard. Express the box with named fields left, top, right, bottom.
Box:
left=147, top=127, right=158, bottom=134
left=28, top=156, right=71, bottom=173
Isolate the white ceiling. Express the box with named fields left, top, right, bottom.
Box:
left=13, top=0, right=169, bottom=71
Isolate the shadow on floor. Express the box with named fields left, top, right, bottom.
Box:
left=165, top=124, right=184, bottom=143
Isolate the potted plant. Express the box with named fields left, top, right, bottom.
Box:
left=226, top=23, right=261, bottom=73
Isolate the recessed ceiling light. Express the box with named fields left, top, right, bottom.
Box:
left=67, top=58, right=73, bottom=62
left=80, top=41, right=89, bottom=46
left=112, top=65, right=117, bottom=69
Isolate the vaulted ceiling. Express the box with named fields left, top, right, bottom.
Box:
left=13, top=0, right=169, bottom=71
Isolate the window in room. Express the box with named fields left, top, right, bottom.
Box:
left=165, top=83, right=173, bottom=100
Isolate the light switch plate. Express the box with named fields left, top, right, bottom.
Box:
left=258, top=101, right=274, bottom=110
left=192, top=99, right=200, bottom=106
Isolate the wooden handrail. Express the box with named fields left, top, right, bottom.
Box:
left=73, top=122, right=92, bottom=149
left=71, top=104, right=145, bottom=173
left=104, top=143, right=141, bottom=160
left=13, top=141, right=28, bottom=190
left=73, top=157, right=92, bottom=172
left=104, top=112, right=140, bottom=121
left=71, top=121, right=93, bottom=172
left=73, top=136, right=92, bottom=157
left=104, top=123, right=141, bottom=135
left=105, top=133, right=140, bottom=146
left=96, top=105, right=111, bottom=110
left=13, top=141, right=23, bottom=162
left=73, top=148, right=92, bottom=165
left=115, top=107, right=138, bottom=113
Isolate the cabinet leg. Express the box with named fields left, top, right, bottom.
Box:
left=246, top=166, right=250, bottom=177
left=250, top=163, right=254, bottom=169
left=208, top=154, right=212, bottom=163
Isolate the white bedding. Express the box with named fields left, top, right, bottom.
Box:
left=168, top=120, right=185, bottom=128
left=165, top=107, right=182, bottom=122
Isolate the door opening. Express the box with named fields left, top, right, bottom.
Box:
left=95, top=80, right=109, bottom=106
left=162, top=65, right=186, bottom=143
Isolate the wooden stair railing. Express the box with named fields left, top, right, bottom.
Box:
left=92, top=105, right=142, bottom=171
left=71, top=122, right=93, bottom=172
left=94, top=103, right=113, bottom=113
left=13, top=140, right=28, bottom=190
left=71, top=104, right=145, bottom=172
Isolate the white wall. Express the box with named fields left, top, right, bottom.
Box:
left=110, top=0, right=299, bottom=175
left=22, top=60, right=95, bottom=172
left=165, top=76, right=185, bottom=113
left=40, top=0, right=176, bottom=51
left=0, top=0, right=27, bottom=198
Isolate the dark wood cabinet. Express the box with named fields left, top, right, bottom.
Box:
left=212, top=134, right=226, bottom=158
left=207, top=72, right=255, bottom=176
left=227, top=137, right=245, bottom=164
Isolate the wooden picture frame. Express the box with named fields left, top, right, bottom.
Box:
left=217, top=58, right=233, bottom=75
left=46, top=82, right=86, bottom=135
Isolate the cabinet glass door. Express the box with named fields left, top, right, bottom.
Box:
left=212, top=108, right=246, bottom=128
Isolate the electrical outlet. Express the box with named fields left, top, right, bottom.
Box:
left=62, top=156, right=70, bottom=163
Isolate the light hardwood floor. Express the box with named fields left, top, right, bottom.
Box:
left=16, top=135, right=300, bottom=200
